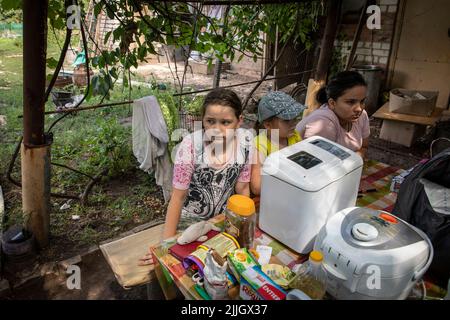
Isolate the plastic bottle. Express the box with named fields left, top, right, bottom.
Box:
left=224, top=195, right=256, bottom=249
left=289, top=250, right=327, bottom=300
left=444, top=279, right=450, bottom=300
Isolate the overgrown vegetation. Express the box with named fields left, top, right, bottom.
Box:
left=0, top=1, right=327, bottom=261
left=2, top=0, right=324, bottom=100
left=0, top=36, right=168, bottom=260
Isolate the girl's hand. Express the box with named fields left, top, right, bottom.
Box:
left=138, top=251, right=154, bottom=266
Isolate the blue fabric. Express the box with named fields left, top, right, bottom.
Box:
left=258, top=91, right=306, bottom=122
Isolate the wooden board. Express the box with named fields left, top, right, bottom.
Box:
left=391, top=60, right=450, bottom=109
left=373, top=102, right=444, bottom=126
left=100, top=223, right=165, bottom=288
left=388, top=0, right=450, bottom=109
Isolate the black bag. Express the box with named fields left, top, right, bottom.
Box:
left=392, top=148, right=450, bottom=288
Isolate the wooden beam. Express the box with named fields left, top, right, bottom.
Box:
left=22, top=0, right=51, bottom=248
left=345, top=0, right=370, bottom=70
left=315, top=0, right=342, bottom=81
left=304, top=0, right=341, bottom=116
left=23, top=0, right=48, bottom=146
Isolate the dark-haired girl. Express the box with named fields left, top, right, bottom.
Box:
left=139, top=88, right=253, bottom=265
left=296, top=71, right=370, bottom=158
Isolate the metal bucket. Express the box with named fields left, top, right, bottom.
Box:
left=352, top=65, right=383, bottom=116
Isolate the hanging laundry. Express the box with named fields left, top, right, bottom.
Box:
left=132, top=96, right=173, bottom=202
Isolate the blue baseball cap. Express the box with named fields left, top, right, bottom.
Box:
left=258, top=91, right=306, bottom=122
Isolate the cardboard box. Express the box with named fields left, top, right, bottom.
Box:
left=389, top=89, right=438, bottom=116
left=379, top=119, right=426, bottom=147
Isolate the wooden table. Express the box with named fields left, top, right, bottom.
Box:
left=373, top=102, right=444, bottom=126
left=373, top=102, right=444, bottom=147
left=151, top=160, right=405, bottom=300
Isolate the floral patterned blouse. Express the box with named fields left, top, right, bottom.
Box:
left=172, top=129, right=253, bottom=220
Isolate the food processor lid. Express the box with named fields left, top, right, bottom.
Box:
left=341, top=208, right=426, bottom=250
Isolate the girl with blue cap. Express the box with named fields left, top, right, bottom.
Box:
left=250, top=91, right=306, bottom=196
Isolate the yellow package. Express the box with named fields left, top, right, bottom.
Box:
left=227, top=248, right=258, bottom=282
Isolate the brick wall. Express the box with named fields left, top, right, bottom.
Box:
left=334, top=0, right=398, bottom=68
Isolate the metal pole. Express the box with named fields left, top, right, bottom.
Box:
left=22, top=0, right=51, bottom=248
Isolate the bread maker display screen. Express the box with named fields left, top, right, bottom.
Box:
left=310, top=139, right=350, bottom=160
left=288, top=151, right=322, bottom=169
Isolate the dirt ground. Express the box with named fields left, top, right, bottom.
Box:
left=132, top=61, right=277, bottom=111
left=1, top=250, right=162, bottom=300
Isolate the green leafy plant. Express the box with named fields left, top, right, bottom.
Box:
left=183, top=95, right=203, bottom=116
left=79, top=117, right=134, bottom=177
left=0, top=1, right=324, bottom=99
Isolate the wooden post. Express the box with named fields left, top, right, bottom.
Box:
left=0, top=186, right=4, bottom=272
left=345, top=0, right=370, bottom=70
left=22, top=0, right=51, bottom=248
left=304, top=78, right=325, bottom=117
left=304, top=0, right=342, bottom=117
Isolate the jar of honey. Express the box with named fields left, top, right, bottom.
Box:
left=224, top=195, right=256, bottom=249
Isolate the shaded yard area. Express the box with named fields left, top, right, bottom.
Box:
left=0, top=34, right=438, bottom=300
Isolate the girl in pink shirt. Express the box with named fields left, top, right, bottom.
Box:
left=139, top=88, right=252, bottom=266
left=296, top=71, right=370, bottom=158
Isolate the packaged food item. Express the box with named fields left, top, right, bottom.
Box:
left=262, top=264, right=296, bottom=289
left=183, top=232, right=239, bottom=276
left=225, top=195, right=256, bottom=248
left=227, top=248, right=258, bottom=282
left=255, top=245, right=272, bottom=265
left=390, top=159, right=428, bottom=192
left=203, top=250, right=229, bottom=300
left=239, top=266, right=287, bottom=300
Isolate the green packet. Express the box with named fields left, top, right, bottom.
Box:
left=227, top=248, right=258, bottom=282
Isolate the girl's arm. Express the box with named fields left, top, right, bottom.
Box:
left=138, top=188, right=187, bottom=266
left=250, top=150, right=265, bottom=196
left=162, top=188, right=188, bottom=239
left=357, top=137, right=369, bottom=160
left=235, top=182, right=250, bottom=197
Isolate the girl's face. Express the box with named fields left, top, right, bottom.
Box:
left=328, top=85, right=367, bottom=123
left=203, top=104, right=242, bottom=142
left=264, top=117, right=298, bottom=139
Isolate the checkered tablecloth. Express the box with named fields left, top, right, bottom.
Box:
left=151, top=160, right=406, bottom=300
left=357, top=159, right=404, bottom=212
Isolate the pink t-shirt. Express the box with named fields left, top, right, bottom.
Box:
left=296, top=105, right=370, bottom=152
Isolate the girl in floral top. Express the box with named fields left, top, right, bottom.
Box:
left=140, top=88, right=252, bottom=266
left=165, top=88, right=252, bottom=239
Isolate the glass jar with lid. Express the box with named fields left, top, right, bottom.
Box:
left=224, top=195, right=256, bottom=249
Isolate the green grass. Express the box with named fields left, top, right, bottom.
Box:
left=0, top=35, right=168, bottom=260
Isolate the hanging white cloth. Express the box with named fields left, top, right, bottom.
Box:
left=132, top=96, right=173, bottom=202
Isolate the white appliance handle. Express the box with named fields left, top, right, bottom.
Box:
left=323, top=262, right=347, bottom=281
left=411, top=225, right=434, bottom=282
